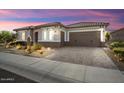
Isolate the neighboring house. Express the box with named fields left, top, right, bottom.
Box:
left=13, top=22, right=109, bottom=47
left=110, top=28, right=124, bottom=42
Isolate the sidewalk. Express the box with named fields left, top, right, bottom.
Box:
left=0, top=52, right=124, bottom=83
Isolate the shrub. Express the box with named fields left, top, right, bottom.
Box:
left=25, top=48, right=32, bottom=54
left=26, top=45, right=31, bottom=51
left=36, top=50, right=44, bottom=54
left=113, top=48, right=124, bottom=57
left=110, top=41, right=124, bottom=49
left=5, top=44, right=11, bottom=48
left=105, top=32, right=110, bottom=41
left=31, top=43, right=42, bottom=51
left=16, top=44, right=22, bottom=50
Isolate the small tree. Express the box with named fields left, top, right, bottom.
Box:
left=105, top=32, right=110, bottom=42
left=0, top=31, right=15, bottom=45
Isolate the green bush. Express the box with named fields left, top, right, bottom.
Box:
left=113, top=48, right=124, bottom=57
left=110, top=41, right=124, bottom=49
left=105, top=32, right=110, bottom=41
left=31, top=43, right=42, bottom=51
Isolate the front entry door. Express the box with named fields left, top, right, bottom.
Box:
left=35, top=32, right=38, bottom=43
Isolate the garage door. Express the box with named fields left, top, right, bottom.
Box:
left=69, top=31, right=101, bottom=47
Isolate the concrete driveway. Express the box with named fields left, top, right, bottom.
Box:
left=45, top=47, right=117, bottom=69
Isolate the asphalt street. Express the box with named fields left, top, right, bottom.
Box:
left=0, top=67, right=36, bottom=83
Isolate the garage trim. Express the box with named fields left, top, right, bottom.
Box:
left=66, top=28, right=105, bottom=42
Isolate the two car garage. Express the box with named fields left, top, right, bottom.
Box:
left=67, top=31, right=101, bottom=47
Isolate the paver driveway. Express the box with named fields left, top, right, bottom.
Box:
left=45, top=47, right=117, bottom=69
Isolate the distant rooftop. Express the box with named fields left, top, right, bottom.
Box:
left=111, top=27, right=124, bottom=34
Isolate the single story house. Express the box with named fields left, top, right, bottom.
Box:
left=110, top=28, right=124, bottom=42
left=13, top=22, right=109, bottom=47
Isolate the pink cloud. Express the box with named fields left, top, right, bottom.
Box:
left=86, top=10, right=115, bottom=17
left=0, top=9, right=116, bottom=18
left=0, top=10, right=14, bottom=17
left=0, top=10, right=86, bottom=18
left=0, top=21, right=46, bottom=31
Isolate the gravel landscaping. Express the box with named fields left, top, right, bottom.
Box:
left=0, top=45, right=53, bottom=58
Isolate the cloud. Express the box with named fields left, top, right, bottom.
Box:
left=0, top=9, right=117, bottom=18
left=0, top=21, right=45, bottom=31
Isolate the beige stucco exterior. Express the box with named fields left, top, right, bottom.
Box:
left=33, top=26, right=62, bottom=43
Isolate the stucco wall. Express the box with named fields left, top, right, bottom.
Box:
left=33, top=26, right=63, bottom=43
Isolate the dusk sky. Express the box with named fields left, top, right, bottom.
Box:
left=0, top=9, right=124, bottom=31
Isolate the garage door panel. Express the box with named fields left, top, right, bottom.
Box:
left=69, top=31, right=101, bottom=46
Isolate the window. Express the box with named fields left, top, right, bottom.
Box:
left=42, top=29, right=54, bottom=41
left=43, top=30, right=47, bottom=40
left=22, top=32, right=25, bottom=40
left=49, top=30, right=54, bottom=40
left=42, top=28, right=60, bottom=41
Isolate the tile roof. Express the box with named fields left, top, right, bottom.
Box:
left=13, top=26, right=34, bottom=31
left=13, top=22, right=109, bottom=31
left=66, top=22, right=109, bottom=28
left=34, top=22, right=65, bottom=29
